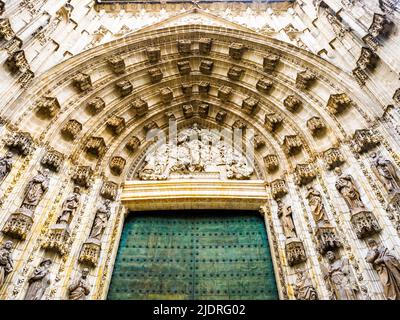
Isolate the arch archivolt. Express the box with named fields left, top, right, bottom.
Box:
left=0, top=23, right=399, bottom=301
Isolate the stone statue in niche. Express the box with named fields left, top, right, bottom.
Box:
left=334, top=168, right=365, bottom=213
left=371, top=153, right=400, bottom=194
left=24, top=259, right=52, bottom=300
left=0, top=152, right=13, bottom=184
left=0, top=240, right=13, bottom=288
left=293, top=269, right=318, bottom=300
left=365, top=239, right=400, bottom=300
left=323, top=251, right=359, bottom=300
left=306, top=186, right=329, bottom=226
left=21, top=169, right=50, bottom=212
left=57, top=186, right=81, bottom=227
left=88, top=199, right=112, bottom=241
left=277, top=201, right=297, bottom=239
left=68, top=268, right=91, bottom=300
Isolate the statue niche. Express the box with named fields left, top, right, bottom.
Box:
left=138, top=123, right=254, bottom=181
left=0, top=240, right=13, bottom=289
left=24, top=259, right=52, bottom=300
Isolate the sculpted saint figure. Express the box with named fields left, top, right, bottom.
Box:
left=21, top=169, right=50, bottom=211
left=57, top=186, right=81, bottom=227
left=306, top=186, right=329, bottom=226
left=68, top=268, right=91, bottom=300
left=371, top=153, right=400, bottom=194
left=88, top=199, right=112, bottom=241
left=24, top=259, right=52, bottom=300
left=277, top=201, right=297, bottom=239
left=323, top=251, right=358, bottom=300
left=365, top=239, right=400, bottom=300
left=0, top=240, right=13, bottom=288
left=293, top=269, right=318, bottom=300
left=334, top=167, right=365, bottom=212
left=0, top=152, right=13, bottom=183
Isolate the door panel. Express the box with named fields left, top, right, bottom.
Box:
left=107, top=211, right=279, bottom=300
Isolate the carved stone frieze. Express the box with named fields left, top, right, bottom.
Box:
left=116, top=80, right=133, bottom=97
left=270, top=179, right=288, bottom=199
left=227, top=66, right=244, bottom=81
left=294, top=163, right=317, bottom=186
left=264, top=154, right=279, bottom=173
left=307, top=116, right=326, bottom=136
left=218, top=85, right=232, bottom=102
left=181, top=82, right=193, bottom=96
left=264, top=112, right=283, bottom=132
left=106, top=116, right=125, bottom=136
left=177, top=39, right=191, bottom=55
left=256, top=77, right=273, bottom=94
left=6, top=50, right=29, bottom=73
left=198, top=81, right=210, bottom=94
left=85, top=136, right=106, bottom=157
left=146, top=47, right=161, bottom=63
left=148, top=67, right=163, bottom=83
left=198, top=104, right=209, bottom=118
left=61, top=119, right=82, bottom=140
left=160, top=87, right=173, bottom=104
left=215, top=110, right=227, bottom=124
left=326, top=93, right=352, bottom=114
left=199, top=60, right=213, bottom=75
left=5, top=131, right=33, bottom=156
left=0, top=18, right=15, bottom=41
left=182, top=104, right=194, bottom=118
left=107, top=56, right=125, bottom=74
left=177, top=60, right=191, bottom=75
left=229, top=42, right=246, bottom=60
left=283, top=135, right=302, bottom=156
left=36, top=96, right=61, bottom=118
left=87, top=97, right=105, bottom=114
left=323, top=148, right=345, bottom=170
left=296, top=70, right=316, bottom=90
left=72, top=166, right=93, bottom=188
left=110, top=156, right=126, bottom=176
left=100, top=181, right=118, bottom=201
left=198, top=38, right=212, bottom=54
left=126, top=136, right=141, bottom=152
left=242, top=97, right=258, bottom=115
left=131, top=98, right=148, bottom=117
left=41, top=149, right=64, bottom=172
left=285, top=238, right=307, bottom=266
left=353, top=129, right=379, bottom=153
left=73, top=72, right=92, bottom=92
left=263, top=53, right=280, bottom=71
left=283, top=95, right=302, bottom=112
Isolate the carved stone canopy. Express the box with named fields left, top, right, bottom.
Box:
left=296, top=70, right=316, bottom=90
left=61, top=119, right=82, bottom=140
left=285, top=238, right=307, bottom=266
left=270, top=179, right=288, bottom=199
left=263, top=53, right=280, bottom=71
left=283, top=135, right=302, bottom=156
left=215, top=110, right=227, bottom=124
left=198, top=104, right=209, bottom=118
left=356, top=47, right=378, bottom=71
left=131, top=98, right=148, bottom=117
left=177, top=39, right=191, bottom=55
left=41, top=149, right=65, bottom=172
left=264, top=154, right=279, bottom=173
left=242, top=97, right=259, bottom=115
left=264, top=112, right=283, bottom=132
left=160, top=87, right=173, bottom=104
left=229, top=42, right=246, bottom=60
left=353, top=129, right=379, bottom=153
left=106, top=116, right=125, bottom=136
left=107, top=56, right=125, bottom=74
left=146, top=47, right=161, bottom=63
left=177, top=60, right=191, bottom=75
left=5, top=131, right=33, bottom=156
left=73, top=72, right=92, bottom=92
left=256, top=77, right=273, bottom=94
left=323, top=147, right=345, bottom=170
left=368, top=13, right=391, bottom=38
left=198, top=81, right=210, bottom=94
left=199, top=59, right=213, bottom=75
left=199, top=38, right=212, bottom=54
left=116, top=80, right=133, bottom=97
left=218, top=85, right=232, bottom=101
left=182, top=104, right=194, bottom=118
left=181, top=82, right=193, bottom=96
left=100, top=181, right=118, bottom=201
left=72, top=166, right=93, bottom=188
left=326, top=93, right=352, bottom=114
left=87, top=97, right=105, bottom=115
left=109, top=156, right=126, bottom=175
left=148, top=67, right=163, bottom=83
left=36, top=96, right=61, bottom=118
left=6, top=50, right=29, bottom=73
left=85, top=136, right=106, bottom=157
left=227, top=66, right=244, bottom=81
left=283, top=95, right=302, bottom=112
left=307, top=116, right=326, bottom=136
left=0, top=18, right=15, bottom=41
left=294, top=163, right=317, bottom=186
left=143, top=121, right=158, bottom=133
left=126, top=136, right=141, bottom=152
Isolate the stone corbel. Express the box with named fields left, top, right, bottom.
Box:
left=100, top=180, right=119, bottom=201
left=85, top=136, right=106, bottom=157
left=5, top=131, right=34, bottom=156
left=106, top=116, right=125, bottom=136
left=116, top=80, right=133, bottom=97
left=270, top=179, right=288, bottom=200
left=36, top=96, right=61, bottom=118
left=229, top=42, right=246, bottom=60
left=6, top=50, right=30, bottom=74
left=109, top=156, right=126, bottom=176
left=148, top=67, right=163, bottom=83
left=41, top=148, right=65, bottom=172
left=131, top=98, right=148, bottom=117
left=160, top=87, right=173, bottom=104
left=72, top=166, right=93, bottom=188
left=294, top=163, right=317, bottom=186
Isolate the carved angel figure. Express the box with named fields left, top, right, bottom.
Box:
left=277, top=202, right=297, bottom=239
left=293, top=269, right=318, bottom=300
left=306, top=186, right=329, bottom=225
left=24, top=259, right=52, bottom=300
left=334, top=168, right=365, bottom=213
left=0, top=240, right=13, bottom=288
left=371, top=153, right=400, bottom=194
left=323, top=251, right=359, bottom=300
left=68, top=268, right=91, bottom=300
left=57, top=186, right=81, bottom=227
left=365, top=239, right=400, bottom=300
left=0, top=152, right=13, bottom=184
left=88, top=199, right=112, bottom=241
left=21, top=169, right=50, bottom=211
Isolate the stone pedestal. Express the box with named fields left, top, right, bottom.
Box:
left=42, top=224, right=70, bottom=256
left=79, top=239, right=101, bottom=267
left=2, top=208, right=34, bottom=240
left=314, top=225, right=341, bottom=254
left=350, top=210, right=380, bottom=239
left=285, top=238, right=307, bottom=266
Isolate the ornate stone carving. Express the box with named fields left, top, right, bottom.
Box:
left=148, top=67, right=163, bottom=83
left=181, top=82, right=193, bottom=96
left=363, top=34, right=379, bottom=51
left=198, top=38, right=212, bottom=54
left=36, top=96, right=60, bottom=118
left=283, top=135, right=302, bottom=156
left=285, top=238, right=307, bottom=266
left=100, top=181, right=118, bottom=201
left=116, top=80, right=133, bottom=97
left=232, top=120, right=246, bottom=130
left=352, top=67, right=368, bottom=86
left=296, top=70, right=316, bottom=90
left=365, top=239, right=400, bottom=300
left=2, top=210, right=33, bottom=240
left=160, top=87, right=173, bottom=104
left=353, top=129, right=379, bottom=153
left=256, top=77, right=273, bottom=94
left=87, top=97, right=105, bottom=114
left=264, top=112, right=283, bottom=132
left=41, top=149, right=64, bottom=172
left=323, top=251, right=359, bottom=300
left=109, top=156, right=126, bottom=176
left=107, top=56, right=125, bottom=74
left=19, top=69, right=34, bottom=88
left=106, top=116, right=125, bottom=135
left=263, top=53, right=280, bottom=71
left=6, top=50, right=29, bottom=73
left=218, top=85, right=232, bottom=101
left=182, top=104, right=194, bottom=118
left=264, top=154, right=279, bottom=173
left=371, top=153, right=400, bottom=195
left=270, top=179, right=288, bottom=199
left=283, top=95, right=302, bottom=112
left=5, top=131, right=33, bottom=156
left=126, top=136, right=141, bottom=152
left=177, top=39, right=191, bottom=54
left=0, top=240, right=13, bottom=289
left=307, top=116, right=326, bottom=136
left=24, top=259, right=52, bottom=300
left=198, top=81, right=210, bottom=94
left=68, top=268, right=91, bottom=300
left=229, top=42, right=246, bottom=60
left=85, top=136, right=106, bottom=157
left=73, top=72, right=92, bottom=92
left=215, top=110, right=227, bottom=124
left=368, top=13, right=391, bottom=38
left=0, top=152, right=13, bottom=184
left=227, top=66, right=244, bottom=81
left=242, top=97, right=258, bottom=115
left=146, top=47, right=161, bottom=63
left=294, top=163, right=317, bottom=186
left=323, top=148, right=345, bottom=170
left=0, top=18, right=15, bottom=41
left=314, top=225, right=342, bottom=254
left=325, top=11, right=347, bottom=39
left=293, top=269, right=318, bottom=300
left=143, top=121, right=158, bottom=133
left=326, top=93, right=352, bottom=114
left=356, top=47, right=378, bottom=71
left=138, top=124, right=253, bottom=181
left=72, top=166, right=93, bottom=188
left=253, top=134, right=265, bottom=150
left=199, top=60, right=213, bottom=75
left=177, top=60, right=191, bottom=75
left=198, top=104, right=209, bottom=118
left=61, top=119, right=82, bottom=140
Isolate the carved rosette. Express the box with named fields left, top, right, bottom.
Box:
left=198, top=104, right=209, bottom=118
left=126, top=136, right=141, bottom=152
left=256, top=77, right=273, bottom=94
left=270, top=179, right=288, bottom=200
left=100, top=181, right=118, bottom=201
left=326, top=93, right=352, bottom=114
left=263, top=53, right=280, bottom=71
left=218, top=85, right=232, bottom=102
left=79, top=241, right=101, bottom=268
left=314, top=226, right=341, bottom=254
left=198, top=81, right=210, bottom=94
left=182, top=104, right=194, bottom=118
left=229, top=42, right=245, bottom=60
left=106, top=116, right=125, bottom=136
left=109, top=156, right=126, bottom=176
left=353, top=129, right=379, bottom=153
left=148, top=67, right=163, bottom=83
left=198, top=38, right=212, bottom=54
left=283, top=135, right=302, bottom=156
left=177, top=39, right=191, bottom=54
left=307, top=117, right=326, bottom=136
left=323, top=148, right=345, bottom=170
left=294, top=163, right=317, bottom=186
left=350, top=210, right=381, bottom=239
left=283, top=95, right=302, bottom=112
left=42, top=225, right=70, bottom=256
left=264, top=112, right=283, bottom=132
left=215, top=110, right=227, bottom=124
left=177, top=61, right=191, bottom=75
left=146, top=47, right=161, bottom=63
left=85, top=136, right=106, bottom=157
left=87, top=97, right=105, bottom=114
left=5, top=131, right=33, bottom=156
left=61, top=119, right=82, bottom=140
left=2, top=209, right=34, bottom=240
left=160, top=87, right=173, bottom=104
left=199, top=60, right=213, bottom=75
left=107, top=56, right=125, bottom=74
left=285, top=238, right=307, bottom=266
left=242, top=97, right=258, bottom=115
left=36, top=96, right=60, bottom=118
left=227, top=66, right=244, bottom=81
left=41, top=149, right=64, bottom=172
left=264, top=154, right=279, bottom=173
left=73, top=73, right=92, bottom=92
left=181, top=83, right=193, bottom=96
left=116, top=80, right=133, bottom=97
left=6, top=50, right=29, bottom=73
left=72, top=166, right=93, bottom=188
left=296, top=70, right=316, bottom=90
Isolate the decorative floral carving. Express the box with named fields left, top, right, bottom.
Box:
left=199, top=59, right=213, bottom=75
left=106, top=116, right=125, bottom=135
left=109, top=156, right=126, bottom=176
left=116, top=80, right=133, bottom=97
left=326, top=93, right=352, bottom=114
left=229, top=42, right=246, bottom=60
left=227, top=66, right=244, bottom=81
left=41, top=149, right=64, bottom=172
left=61, top=119, right=82, bottom=140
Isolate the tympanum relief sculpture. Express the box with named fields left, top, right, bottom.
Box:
left=138, top=124, right=253, bottom=181
left=68, top=268, right=91, bottom=300
left=24, top=259, right=52, bottom=300
left=0, top=240, right=13, bottom=289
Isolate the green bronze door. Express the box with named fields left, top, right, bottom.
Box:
left=107, top=210, right=279, bottom=300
